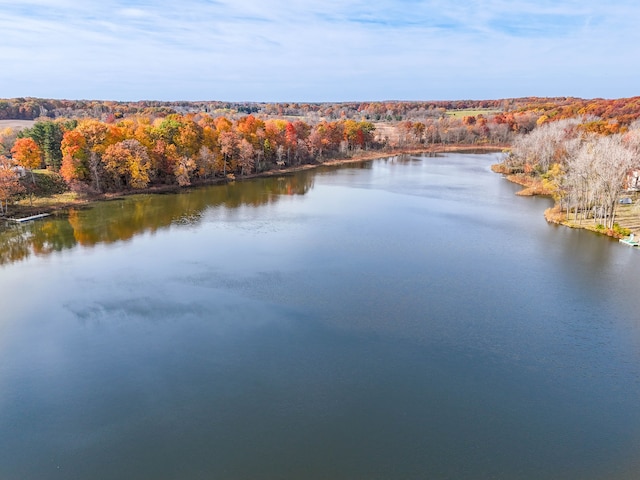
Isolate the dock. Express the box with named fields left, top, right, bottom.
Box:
left=619, top=233, right=639, bottom=247
left=8, top=213, right=52, bottom=223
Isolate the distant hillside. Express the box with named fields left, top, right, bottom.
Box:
left=2, top=96, right=640, bottom=125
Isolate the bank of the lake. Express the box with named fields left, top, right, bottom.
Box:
left=491, top=163, right=640, bottom=240
left=7, top=144, right=504, bottom=220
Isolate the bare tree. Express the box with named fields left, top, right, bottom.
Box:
left=196, top=146, right=216, bottom=179
left=592, top=135, right=635, bottom=228
left=509, top=119, right=580, bottom=173
left=238, top=139, right=255, bottom=176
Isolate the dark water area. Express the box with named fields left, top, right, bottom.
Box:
left=1, top=153, right=639, bottom=480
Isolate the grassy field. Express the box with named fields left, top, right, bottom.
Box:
left=15, top=190, right=80, bottom=210
left=611, top=202, right=640, bottom=235
left=0, top=119, right=36, bottom=130
left=11, top=169, right=83, bottom=215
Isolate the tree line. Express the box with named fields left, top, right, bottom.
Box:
left=0, top=97, right=514, bottom=121
left=4, top=96, right=640, bottom=124
left=1, top=114, right=377, bottom=200
left=0, top=107, right=532, bottom=205
left=0, top=105, right=574, bottom=213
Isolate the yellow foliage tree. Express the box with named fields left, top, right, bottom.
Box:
left=103, top=139, right=151, bottom=189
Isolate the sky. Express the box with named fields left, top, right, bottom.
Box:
left=1, top=0, right=639, bottom=102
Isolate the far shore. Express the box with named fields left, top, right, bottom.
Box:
left=6, top=144, right=505, bottom=220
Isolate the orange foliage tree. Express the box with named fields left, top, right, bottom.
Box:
left=60, top=130, right=89, bottom=183
left=11, top=137, right=42, bottom=182
left=0, top=155, right=25, bottom=214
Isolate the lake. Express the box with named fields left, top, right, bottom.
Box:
left=1, top=153, right=639, bottom=480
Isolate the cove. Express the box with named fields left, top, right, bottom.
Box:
left=0, top=153, right=639, bottom=480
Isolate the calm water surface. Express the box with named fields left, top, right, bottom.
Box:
left=1, top=153, right=639, bottom=480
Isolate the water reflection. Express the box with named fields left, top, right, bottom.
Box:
left=2, top=153, right=640, bottom=480
left=0, top=172, right=315, bottom=265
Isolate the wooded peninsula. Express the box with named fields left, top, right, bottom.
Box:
left=2, top=96, right=640, bottom=238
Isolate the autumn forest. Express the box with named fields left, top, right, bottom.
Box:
left=2, top=96, right=640, bottom=223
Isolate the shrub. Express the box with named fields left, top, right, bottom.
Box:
left=612, top=223, right=631, bottom=237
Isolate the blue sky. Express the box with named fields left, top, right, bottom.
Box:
left=1, top=0, right=639, bottom=101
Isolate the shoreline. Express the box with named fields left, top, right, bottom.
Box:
left=6, top=144, right=505, bottom=219
left=492, top=164, right=640, bottom=240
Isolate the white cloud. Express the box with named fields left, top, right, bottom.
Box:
left=117, top=8, right=148, bottom=18
left=0, top=0, right=639, bottom=100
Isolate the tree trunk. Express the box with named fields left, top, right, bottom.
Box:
left=90, top=151, right=102, bottom=193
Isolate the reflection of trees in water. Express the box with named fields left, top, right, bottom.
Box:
left=0, top=172, right=315, bottom=265
left=0, top=219, right=76, bottom=265
left=318, top=161, right=375, bottom=174
left=391, top=154, right=416, bottom=164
